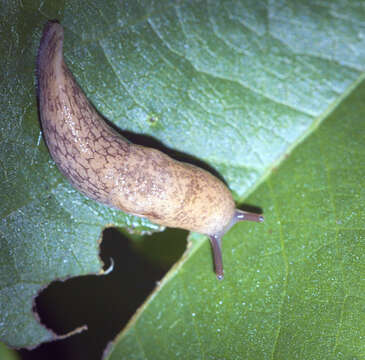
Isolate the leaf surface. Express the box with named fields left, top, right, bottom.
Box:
left=106, top=75, right=365, bottom=360
left=0, top=0, right=364, bottom=355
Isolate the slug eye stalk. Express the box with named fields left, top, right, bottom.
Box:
left=210, top=210, right=264, bottom=280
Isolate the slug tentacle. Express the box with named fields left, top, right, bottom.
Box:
left=209, top=235, right=224, bottom=280
left=234, top=209, right=264, bottom=223
left=209, top=208, right=263, bottom=280
left=37, top=21, right=264, bottom=279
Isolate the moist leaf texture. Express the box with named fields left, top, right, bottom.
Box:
left=0, top=0, right=364, bottom=355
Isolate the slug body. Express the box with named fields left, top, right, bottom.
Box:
left=37, top=21, right=263, bottom=279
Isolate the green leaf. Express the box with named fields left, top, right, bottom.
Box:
left=0, top=342, right=20, bottom=360
left=0, top=0, right=364, bottom=356
left=105, top=77, right=365, bottom=360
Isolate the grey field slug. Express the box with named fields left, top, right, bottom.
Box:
left=37, top=21, right=264, bottom=280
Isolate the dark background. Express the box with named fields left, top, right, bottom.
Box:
left=18, top=228, right=186, bottom=360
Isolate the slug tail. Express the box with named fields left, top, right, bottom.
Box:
left=37, top=20, right=63, bottom=76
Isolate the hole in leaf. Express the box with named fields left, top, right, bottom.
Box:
left=19, top=227, right=187, bottom=360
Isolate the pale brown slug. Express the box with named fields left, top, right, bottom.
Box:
left=37, top=21, right=263, bottom=280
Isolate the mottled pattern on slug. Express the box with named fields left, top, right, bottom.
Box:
left=111, top=147, right=236, bottom=235
left=38, top=23, right=129, bottom=206
left=37, top=21, right=265, bottom=279
left=37, top=22, right=236, bottom=237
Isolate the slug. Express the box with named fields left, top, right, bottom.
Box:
left=37, top=21, right=264, bottom=280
